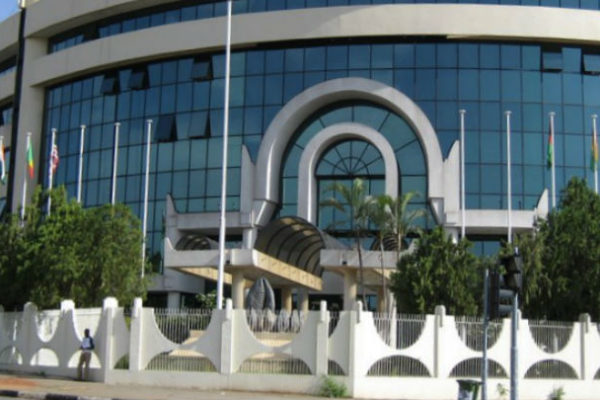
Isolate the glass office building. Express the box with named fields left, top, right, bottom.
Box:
left=1, top=0, right=599, bottom=307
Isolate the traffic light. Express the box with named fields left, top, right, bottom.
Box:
left=500, top=248, right=523, bottom=292
left=487, top=249, right=522, bottom=320
left=488, top=270, right=514, bottom=320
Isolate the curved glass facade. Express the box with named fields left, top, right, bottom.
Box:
left=42, top=39, right=600, bottom=261
left=48, top=0, right=600, bottom=53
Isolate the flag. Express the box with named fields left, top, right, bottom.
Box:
left=0, top=139, right=5, bottom=185
left=591, top=131, right=598, bottom=172
left=50, top=143, right=59, bottom=174
left=27, top=137, right=34, bottom=179
left=547, top=122, right=554, bottom=170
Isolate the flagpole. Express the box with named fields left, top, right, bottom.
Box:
left=593, top=114, right=598, bottom=194
left=77, top=125, right=86, bottom=204
left=459, top=109, right=466, bottom=239
left=46, top=128, right=57, bottom=215
left=505, top=111, right=512, bottom=244
left=217, top=0, right=232, bottom=310
left=21, top=132, right=31, bottom=221
left=141, top=119, right=153, bottom=279
left=549, top=112, right=556, bottom=208
left=111, top=122, right=120, bottom=205
left=0, top=135, right=5, bottom=184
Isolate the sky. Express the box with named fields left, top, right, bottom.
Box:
left=0, top=0, right=19, bottom=23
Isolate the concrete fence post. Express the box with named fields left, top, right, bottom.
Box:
left=579, top=313, right=591, bottom=380
left=128, top=298, right=144, bottom=371
left=58, top=300, right=75, bottom=369
left=220, top=298, right=234, bottom=374
left=315, top=300, right=329, bottom=375
left=20, top=302, right=38, bottom=368
left=100, top=297, right=118, bottom=382
left=434, top=305, right=446, bottom=378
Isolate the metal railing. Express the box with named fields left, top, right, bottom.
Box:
left=367, top=355, right=431, bottom=377
left=146, top=351, right=217, bottom=372
left=450, top=358, right=508, bottom=378
left=373, top=312, right=426, bottom=349
left=529, top=320, right=573, bottom=354
left=455, top=316, right=503, bottom=351
left=153, top=308, right=212, bottom=344
left=237, top=353, right=311, bottom=375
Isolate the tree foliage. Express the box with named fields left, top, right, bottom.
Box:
left=390, top=226, right=485, bottom=316
left=515, top=177, right=600, bottom=320
left=0, top=186, right=150, bottom=310
left=320, top=178, right=373, bottom=305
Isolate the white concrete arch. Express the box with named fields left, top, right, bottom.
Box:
left=297, top=122, right=399, bottom=224
left=253, top=77, right=443, bottom=227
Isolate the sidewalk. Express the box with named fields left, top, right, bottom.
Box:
left=0, top=373, right=331, bottom=400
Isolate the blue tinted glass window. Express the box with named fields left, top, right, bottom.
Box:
left=415, top=69, right=435, bottom=100
left=459, top=70, right=478, bottom=100
left=563, top=74, right=582, bottom=104
left=480, top=70, right=500, bottom=101
left=306, top=47, right=326, bottom=71
left=583, top=75, right=600, bottom=106
left=372, top=45, right=393, bottom=69
left=501, top=71, right=521, bottom=102
left=285, top=49, right=304, bottom=72
left=501, top=45, right=521, bottom=69
left=563, top=47, right=581, bottom=72
left=394, top=44, right=414, bottom=68
left=327, top=46, right=348, bottom=70
left=349, top=45, right=370, bottom=69
left=246, top=51, right=265, bottom=75
left=563, top=105, right=583, bottom=134
left=415, top=44, right=435, bottom=68
left=266, top=50, right=284, bottom=73
left=542, top=52, right=563, bottom=71
left=437, top=69, right=457, bottom=100
left=522, top=71, right=542, bottom=102
left=522, top=46, right=541, bottom=70
left=394, top=70, right=415, bottom=98
left=480, top=45, right=500, bottom=69
left=459, top=44, right=479, bottom=68
left=543, top=73, right=562, bottom=103
left=437, top=44, right=457, bottom=68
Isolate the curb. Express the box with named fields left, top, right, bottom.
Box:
left=0, top=390, right=118, bottom=400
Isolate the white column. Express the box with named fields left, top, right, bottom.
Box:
left=217, top=0, right=233, bottom=310
left=232, top=271, right=245, bottom=309
left=344, top=269, right=358, bottom=311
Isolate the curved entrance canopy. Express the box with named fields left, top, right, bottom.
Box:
left=253, top=216, right=347, bottom=277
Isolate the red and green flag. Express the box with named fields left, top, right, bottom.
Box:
left=0, top=137, right=5, bottom=185
left=27, top=136, right=34, bottom=179
left=547, top=123, right=554, bottom=170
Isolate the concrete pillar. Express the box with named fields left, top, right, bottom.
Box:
left=344, top=269, right=358, bottom=311
left=167, top=292, right=181, bottom=309
left=12, top=37, right=47, bottom=212
left=298, top=288, right=309, bottom=312
left=281, top=287, right=292, bottom=311
left=129, top=298, right=144, bottom=371
left=232, top=271, right=245, bottom=309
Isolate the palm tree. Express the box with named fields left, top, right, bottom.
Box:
left=320, top=178, right=373, bottom=306
left=367, top=194, right=393, bottom=312
left=388, top=191, right=426, bottom=261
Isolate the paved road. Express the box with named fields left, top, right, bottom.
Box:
left=0, top=373, right=333, bottom=400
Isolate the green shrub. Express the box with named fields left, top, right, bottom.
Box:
left=319, top=375, right=348, bottom=398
